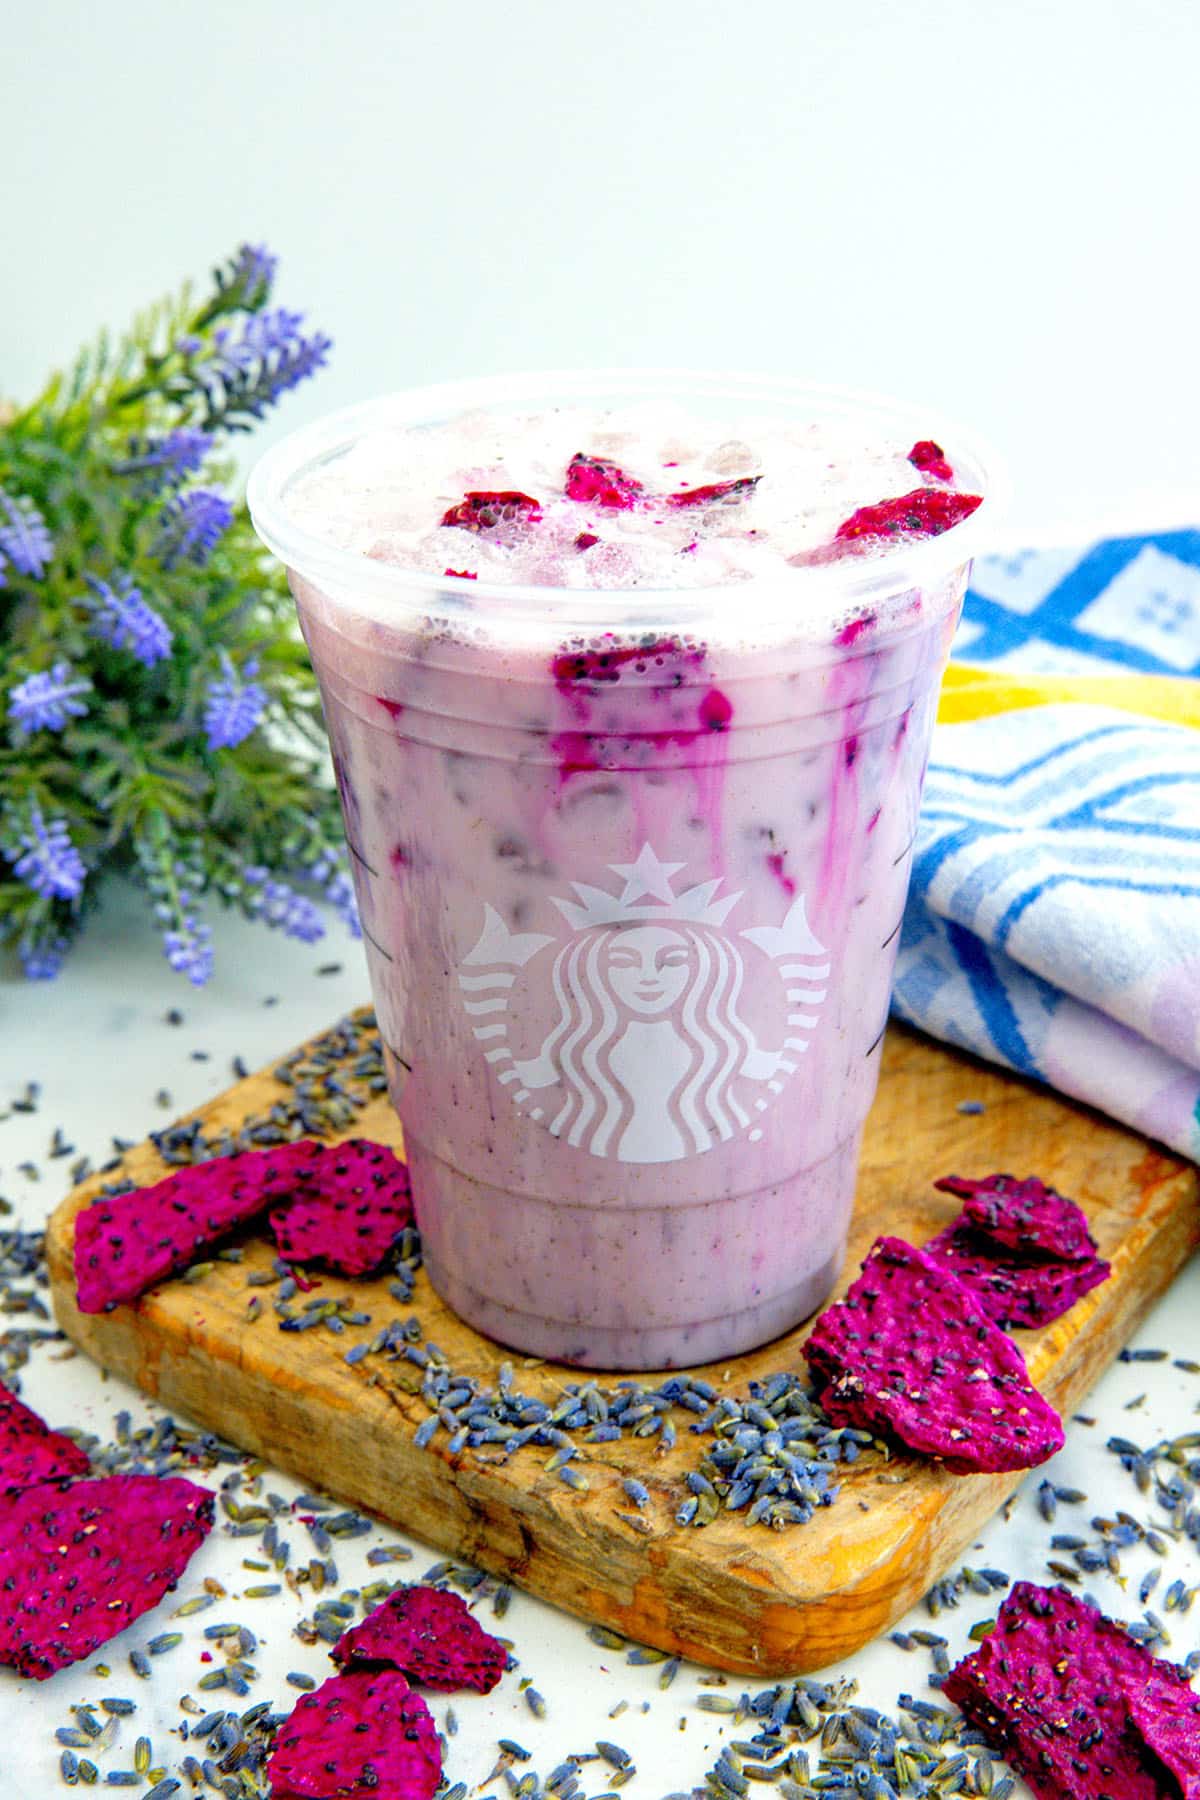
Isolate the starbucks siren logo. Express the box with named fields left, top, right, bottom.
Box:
left=457, top=844, right=830, bottom=1164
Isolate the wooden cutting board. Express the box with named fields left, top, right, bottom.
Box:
left=44, top=1013, right=1199, bottom=1677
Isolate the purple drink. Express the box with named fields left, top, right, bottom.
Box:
left=249, top=373, right=997, bottom=1368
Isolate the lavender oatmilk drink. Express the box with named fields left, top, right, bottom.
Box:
left=249, top=372, right=997, bottom=1368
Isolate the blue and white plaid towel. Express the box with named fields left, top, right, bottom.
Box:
left=893, top=529, right=1200, bottom=1161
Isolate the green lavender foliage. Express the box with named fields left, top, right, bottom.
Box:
left=0, top=246, right=357, bottom=983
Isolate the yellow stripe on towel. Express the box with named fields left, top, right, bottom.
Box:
left=938, top=663, right=1200, bottom=730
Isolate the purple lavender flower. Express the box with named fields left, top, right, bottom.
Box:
left=251, top=310, right=332, bottom=396
left=20, top=935, right=69, bottom=980
left=12, top=807, right=87, bottom=900
left=212, top=308, right=303, bottom=374
left=163, top=913, right=214, bottom=986
left=0, top=490, right=53, bottom=580
left=203, top=652, right=267, bottom=750
left=240, top=864, right=326, bottom=942
left=323, top=868, right=362, bottom=939
left=155, top=489, right=234, bottom=568
left=198, top=309, right=332, bottom=429
left=115, top=428, right=212, bottom=493
left=303, top=848, right=362, bottom=939
left=85, top=573, right=174, bottom=667
left=218, top=242, right=278, bottom=312
left=7, top=661, right=91, bottom=737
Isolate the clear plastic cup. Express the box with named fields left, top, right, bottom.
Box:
left=248, top=372, right=999, bottom=1369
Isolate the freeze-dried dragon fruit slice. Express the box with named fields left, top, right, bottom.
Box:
left=332, top=1582, right=507, bottom=1693
left=935, top=1171, right=1101, bottom=1262
left=925, top=1222, right=1110, bottom=1329
left=804, top=1236, right=1064, bottom=1473
left=0, top=1473, right=214, bottom=1678
left=0, top=1385, right=90, bottom=1496
left=270, top=1139, right=413, bottom=1276
left=74, top=1140, right=321, bottom=1312
left=266, top=1668, right=441, bottom=1799
left=945, top=1581, right=1200, bottom=1800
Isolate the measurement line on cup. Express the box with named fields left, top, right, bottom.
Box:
left=359, top=921, right=395, bottom=963
left=880, top=915, right=904, bottom=950
left=347, top=839, right=379, bottom=878
left=892, top=826, right=919, bottom=868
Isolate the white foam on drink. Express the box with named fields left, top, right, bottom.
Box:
left=284, top=402, right=974, bottom=592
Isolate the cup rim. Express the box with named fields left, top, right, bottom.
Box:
left=247, top=368, right=1008, bottom=631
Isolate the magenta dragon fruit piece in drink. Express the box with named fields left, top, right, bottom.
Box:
left=249, top=374, right=999, bottom=1368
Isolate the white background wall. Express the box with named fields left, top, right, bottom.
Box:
left=5, top=0, right=1198, bottom=544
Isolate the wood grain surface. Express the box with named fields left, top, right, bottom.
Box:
left=44, top=1018, right=1199, bottom=1676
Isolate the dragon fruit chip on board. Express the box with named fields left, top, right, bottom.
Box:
left=0, top=1473, right=214, bottom=1679
left=270, top=1138, right=414, bottom=1276
left=266, top=1668, right=441, bottom=1800
left=0, top=1384, right=91, bottom=1496
left=924, top=1222, right=1111, bottom=1329
left=945, top=1581, right=1200, bottom=1800
left=804, top=1237, right=1065, bottom=1474
left=332, top=1581, right=508, bottom=1694
left=74, top=1139, right=321, bottom=1312
left=935, top=1171, right=1100, bottom=1262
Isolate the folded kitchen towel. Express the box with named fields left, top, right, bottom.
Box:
left=893, top=531, right=1200, bottom=1160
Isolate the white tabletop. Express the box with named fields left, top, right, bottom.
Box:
left=1, top=882, right=1197, bottom=1797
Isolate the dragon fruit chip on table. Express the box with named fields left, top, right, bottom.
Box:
left=269, top=1138, right=413, bottom=1276
left=935, top=1171, right=1102, bottom=1261
left=924, top=1219, right=1110, bottom=1328
left=332, top=1583, right=508, bottom=1693
left=0, top=1474, right=214, bottom=1679
left=266, top=1667, right=442, bottom=1800
left=0, top=1384, right=91, bottom=1497
left=924, top=1170, right=1112, bottom=1329
left=945, top=1580, right=1200, bottom=1799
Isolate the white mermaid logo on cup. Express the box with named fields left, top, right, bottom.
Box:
left=457, top=844, right=831, bottom=1164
